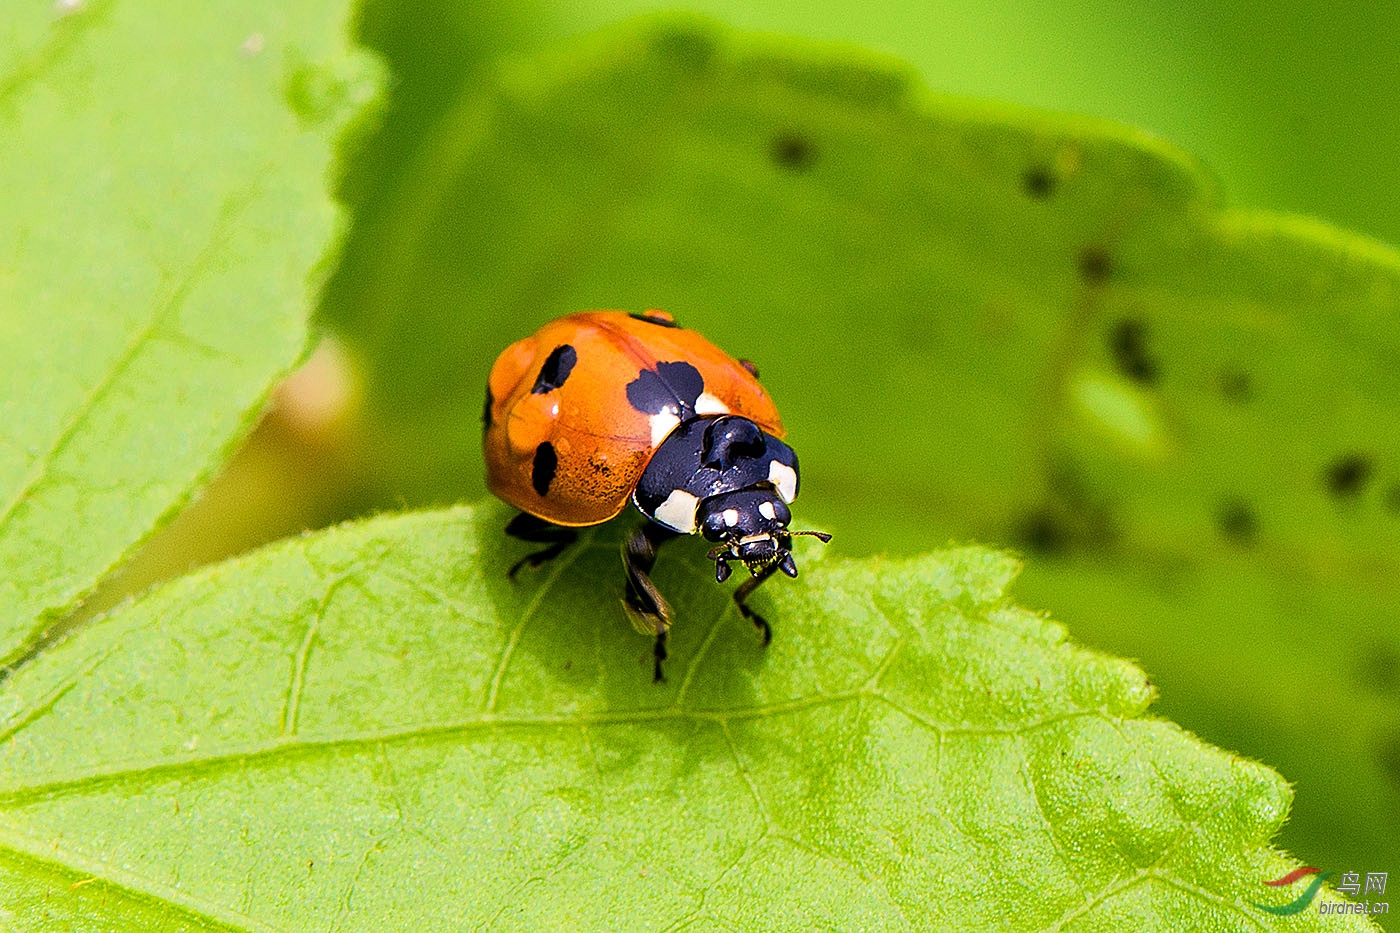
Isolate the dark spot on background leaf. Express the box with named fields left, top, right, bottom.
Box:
left=1323, top=453, right=1372, bottom=498
left=649, top=24, right=717, bottom=75
left=1355, top=642, right=1400, bottom=693
left=531, top=344, right=577, bottom=394
left=481, top=386, right=494, bottom=428
left=1215, top=498, right=1257, bottom=546
left=739, top=358, right=759, bottom=378
left=1022, top=166, right=1056, bottom=199
left=1386, top=484, right=1400, bottom=513
left=1018, top=510, right=1066, bottom=555
left=1108, top=318, right=1158, bottom=384
left=1033, top=464, right=1120, bottom=551
left=1078, top=247, right=1113, bottom=285
left=771, top=131, right=817, bottom=171
left=1217, top=367, right=1251, bottom=402
left=1376, top=733, right=1400, bottom=792
left=1047, top=460, right=1090, bottom=503
left=531, top=442, right=557, bottom=496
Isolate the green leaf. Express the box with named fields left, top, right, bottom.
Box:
left=316, top=17, right=1400, bottom=887
left=0, top=1, right=379, bottom=659
left=0, top=502, right=1373, bottom=930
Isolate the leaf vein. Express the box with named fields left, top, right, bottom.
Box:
left=0, top=695, right=874, bottom=806
left=673, top=597, right=735, bottom=708
left=280, top=577, right=351, bottom=736
left=0, top=174, right=269, bottom=636
left=0, top=821, right=273, bottom=933
left=483, top=537, right=597, bottom=712
left=0, top=0, right=114, bottom=110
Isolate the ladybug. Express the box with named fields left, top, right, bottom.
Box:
left=483, top=310, right=829, bottom=682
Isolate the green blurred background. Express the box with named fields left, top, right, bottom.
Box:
left=95, top=0, right=1399, bottom=914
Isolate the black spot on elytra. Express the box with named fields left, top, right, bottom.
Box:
left=1078, top=247, right=1113, bottom=285
left=1215, top=498, right=1257, bottom=546
left=1108, top=319, right=1158, bottom=385
left=1022, top=166, right=1056, bottom=199
left=531, top=344, right=577, bottom=394
left=628, top=311, right=680, bottom=328
left=739, top=358, right=760, bottom=378
left=531, top=442, right=558, bottom=497
left=1018, top=510, right=1066, bottom=555
left=1218, top=367, right=1251, bottom=402
left=1324, top=453, right=1373, bottom=498
left=771, top=132, right=816, bottom=171
left=626, top=361, right=704, bottom=418
left=481, top=386, right=494, bottom=428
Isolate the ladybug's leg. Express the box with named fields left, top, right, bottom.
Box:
left=733, top=562, right=780, bottom=646
left=621, top=523, right=679, bottom=683
left=505, top=513, right=578, bottom=579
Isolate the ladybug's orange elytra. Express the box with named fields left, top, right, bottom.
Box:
left=484, top=310, right=828, bottom=682
left=484, top=310, right=782, bottom=527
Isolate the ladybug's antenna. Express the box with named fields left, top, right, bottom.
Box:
left=788, top=530, right=833, bottom=543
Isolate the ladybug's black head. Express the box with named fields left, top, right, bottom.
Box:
left=697, top=488, right=830, bottom=581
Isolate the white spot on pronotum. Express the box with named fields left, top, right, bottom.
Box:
left=649, top=412, right=681, bottom=446
left=240, top=32, right=266, bottom=56
left=758, top=501, right=776, bottom=520
left=769, top=460, right=798, bottom=503
left=723, top=508, right=739, bottom=527
left=654, top=489, right=700, bottom=534
left=696, top=392, right=729, bottom=415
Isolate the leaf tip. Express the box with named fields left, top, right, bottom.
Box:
left=1101, top=658, right=1157, bottom=717
left=1229, top=758, right=1295, bottom=843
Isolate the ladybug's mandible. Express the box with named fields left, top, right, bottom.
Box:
left=483, top=310, right=829, bottom=681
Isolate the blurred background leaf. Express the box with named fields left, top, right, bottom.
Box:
left=0, top=0, right=377, bottom=663
left=89, top=0, right=1400, bottom=916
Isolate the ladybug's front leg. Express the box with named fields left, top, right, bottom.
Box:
left=621, top=523, right=679, bottom=683
left=733, top=562, right=780, bottom=646
left=505, top=513, right=578, bottom=579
